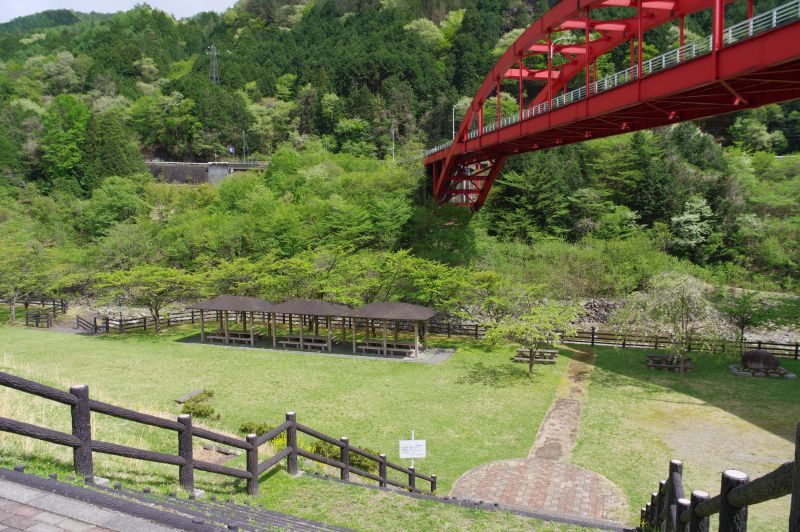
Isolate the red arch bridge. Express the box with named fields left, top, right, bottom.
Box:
left=423, top=0, right=800, bottom=210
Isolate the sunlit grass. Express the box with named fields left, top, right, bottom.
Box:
left=0, top=326, right=583, bottom=530
left=571, top=347, right=800, bottom=531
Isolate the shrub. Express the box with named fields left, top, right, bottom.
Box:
left=239, top=421, right=286, bottom=450
left=181, top=390, right=216, bottom=419
left=307, top=440, right=380, bottom=474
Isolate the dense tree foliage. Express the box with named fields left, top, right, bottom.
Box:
left=0, top=0, right=798, bottom=320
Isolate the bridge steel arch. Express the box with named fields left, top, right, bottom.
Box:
left=424, top=0, right=800, bottom=210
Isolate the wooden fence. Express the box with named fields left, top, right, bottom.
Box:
left=75, top=308, right=800, bottom=360
left=560, top=328, right=800, bottom=359
left=0, top=298, right=68, bottom=329
left=76, top=310, right=219, bottom=334
left=0, top=371, right=435, bottom=497
left=639, top=424, right=799, bottom=531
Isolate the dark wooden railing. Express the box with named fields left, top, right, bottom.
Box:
left=75, top=308, right=800, bottom=360
left=0, top=371, right=436, bottom=496
left=25, top=310, right=54, bottom=329
left=76, top=310, right=218, bottom=334
left=1, top=298, right=68, bottom=328
left=639, top=423, right=799, bottom=531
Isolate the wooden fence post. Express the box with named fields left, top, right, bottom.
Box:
left=177, top=414, right=194, bottom=492
left=191, top=310, right=195, bottom=324
left=689, top=490, right=710, bottom=532
left=70, top=385, right=93, bottom=478
left=591, top=326, right=596, bottom=346
left=143, top=316, right=147, bottom=331
left=340, top=437, right=350, bottom=481
left=667, top=460, right=683, bottom=530
left=379, top=453, right=387, bottom=488
left=794, top=343, right=798, bottom=360
left=677, top=498, right=691, bottom=531
left=790, top=423, right=800, bottom=532
left=93, top=317, right=97, bottom=334
left=655, top=480, right=666, bottom=527
left=649, top=491, right=658, bottom=526
left=286, top=412, right=298, bottom=475
left=431, top=474, right=437, bottom=493
left=719, top=470, right=749, bottom=532
left=408, top=466, right=416, bottom=492
left=246, top=433, right=258, bottom=496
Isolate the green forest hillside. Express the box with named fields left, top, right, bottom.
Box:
left=0, top=0, right=798, bottom=318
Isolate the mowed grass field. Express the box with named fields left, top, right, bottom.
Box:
left=571, top=347, right=800, bottom=531
left=2, top=325, right=798, bottom=530
left=0, top=325, right=588, bottom=531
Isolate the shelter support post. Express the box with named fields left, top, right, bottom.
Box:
left=224, top=311, right=230, bottom=344
left=271, top=312, right=277, bottom=348
left=424, top=321, right=429, bottom=350
left=200, top=311, right=205, bottom=343
left=249, top=311, right=254, bottom=346
left=300, top=314, right=305, bottom=348
left=352, top=318, right=357, bottom=354
left=326, top=315, right=332, bottom=352
left=414, top=321, right=419, bottom=357
left=383, top=319, right=388, bottom=356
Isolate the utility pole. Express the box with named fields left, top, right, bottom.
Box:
left=208, top=44, right=219, bottom=85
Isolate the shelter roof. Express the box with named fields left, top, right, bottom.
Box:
left=347, top=302, right=437, bottom=321
left=270, top=298, right=352, bottom=316
left=188, top=295, right=276, bottom=313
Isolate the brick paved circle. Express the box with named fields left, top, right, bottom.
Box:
left=450, top=457, right=627, bottom=521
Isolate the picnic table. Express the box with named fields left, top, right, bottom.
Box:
left=357, top=340, right=416, bottom=356
left=513, top=347, right=559, bottom=365
left=645, top=353, right=693, bottom=371
left=280, top=335, right=334, bottom=351
left=204, top=330, right=256, bottom=345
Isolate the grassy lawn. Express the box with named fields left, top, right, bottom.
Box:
left=571, top=346, right=800, bottom=531
left=0, top=326, right=584, bottom=530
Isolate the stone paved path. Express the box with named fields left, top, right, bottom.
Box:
left=451, top=349, right=627, bottom=524
left=0, top=481, right=174, bottom=532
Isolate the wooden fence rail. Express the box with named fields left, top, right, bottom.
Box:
left=0, top=371, right=435, bottom=497
left=75, top=307, right=800, bottom=360
left=639, top=423, right=799, bottom=531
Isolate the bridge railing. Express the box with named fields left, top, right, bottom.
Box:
left=425, top=0, right=800, bottom=158
left=725, top=0, right=800, bottom=45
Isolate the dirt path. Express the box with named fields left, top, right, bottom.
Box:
left=451, top=349, right=628, bottom=525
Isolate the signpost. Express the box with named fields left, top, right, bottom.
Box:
left=399, top=430, right=426, bottom=468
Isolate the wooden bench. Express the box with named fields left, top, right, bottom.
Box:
left=645, top=353, right=693, bottom=371
left=280, top=339, right=329, bottom=351
left=358, top=345, right=385, bottom=354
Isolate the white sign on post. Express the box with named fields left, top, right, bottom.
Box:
left=399, top=439, right=426, bottom=459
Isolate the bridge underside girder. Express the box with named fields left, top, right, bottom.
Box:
left=425, top=20, right=800, bottom=210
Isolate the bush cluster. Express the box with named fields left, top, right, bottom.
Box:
left=181, top=390, right=218, bottom=419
